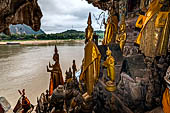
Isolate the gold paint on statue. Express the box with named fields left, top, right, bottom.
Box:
left=135, top=0, right=170, bottom=58
left=162, top=88, right=170, bottom=113
left=80, top=12, right=101, bottom=96
left=103, top=47, right=116, bottom=92
left=102, top=7, right=118, bottom=45
left=103, top=47, right=115, bottom=82
left=116, top=15, right=127, bottom=51
left=85, top=12, right=93, bottom=41
left=136, top=15, right=146, bottom=28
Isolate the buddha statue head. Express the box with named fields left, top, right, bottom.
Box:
left=53, top=45, right=59, bottom=63
left=85, top=12, right=94, bottom=42
left=106, top=47, right=112, bottom=56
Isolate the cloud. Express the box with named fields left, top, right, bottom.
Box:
left=38, top=0, right=104, bottom=33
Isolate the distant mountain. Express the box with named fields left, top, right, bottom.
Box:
left=9, top=24, right=45, bottom=35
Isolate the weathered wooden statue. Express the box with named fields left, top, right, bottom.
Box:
left=80, top=12, right=101, bottom=96
left=72, top=60, right=77, bottom=81
left=116, top=14, right=127, bottom=52
left=65, top=68, right=73, bottom=84
left=102, top=6, right=118, bottom=45
left=13, top=89, right=33, bottom=113
left=135, top=0, right=170, bottom=59
left=47, top=46, right=64, bottom=96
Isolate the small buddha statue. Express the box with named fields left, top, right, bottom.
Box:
left=116, top=14, right=127, bottom=52
left=65, top=67, right=73, bottom=83
left=103, top=47, right=116, bottom=92
left=17, top=89, right=32, bottom=113
left=72, top=60, right=77, bottom=81
left=103, top=47, right=115, bottom=82
left=47, top=45, right=64, bottom=96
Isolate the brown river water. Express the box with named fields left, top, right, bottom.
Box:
left=0, top=43, right=84, bottom=108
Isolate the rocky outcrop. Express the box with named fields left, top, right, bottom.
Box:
left=0, top=0, right=42, bottom=35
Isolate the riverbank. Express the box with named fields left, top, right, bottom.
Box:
left=0, top=39, right=84, bottom=45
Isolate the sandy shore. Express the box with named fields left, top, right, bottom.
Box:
left=0, top=39, right=84, bottom=45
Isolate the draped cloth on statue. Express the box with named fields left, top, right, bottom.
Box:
left=49, top=65, right=64, bottom=96
left=80, top=41, right=101, bottom=95
left=135, top=0, right=170, bottom=58
left=102, top=16, right=118, bottom=45
left=162, top=88, right=170, bottom=113
left=105, top=56, right=115, bottom=81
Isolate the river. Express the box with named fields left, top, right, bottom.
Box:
left=0, top=43, right=84, bottom=108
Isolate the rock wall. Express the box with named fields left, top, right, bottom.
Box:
left=0, top=0, right=42, bottom=35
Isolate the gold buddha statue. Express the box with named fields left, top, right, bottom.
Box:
left=80, top=12, right=101, bottom=96
left=103, top=47, right=116, bottom=92
left=116, top=14, right=127, bottom=52
left=103, top=47, right=115, bottom=82
left=135, top=0, right=170, bottom=58
left=47, top=46, right=64, bottom=96
left=102, top=7, right=118, bottom=45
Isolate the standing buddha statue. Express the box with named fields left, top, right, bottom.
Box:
left=135, top=0, right=170, bottom=59
left=102, top=6, right=118, bottom=45
left=80, top=12, right=101, bottom=96
left=47, top=46, right=64, bottom=96
left=116, top=14, right=127, bottom=52
left=103, top=47, right=116, bottom=92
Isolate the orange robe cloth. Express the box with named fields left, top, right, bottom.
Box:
left=162, top=88, right=170, bottom=113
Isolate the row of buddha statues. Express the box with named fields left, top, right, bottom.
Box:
left=79, top=0, right=170, bottom=112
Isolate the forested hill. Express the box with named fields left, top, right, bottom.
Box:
left=0, top=29, right=104, bottom=40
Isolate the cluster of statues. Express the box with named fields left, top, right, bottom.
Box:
left=12, top=0, right=170, bottom=113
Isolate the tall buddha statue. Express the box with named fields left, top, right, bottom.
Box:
left=80, top=12, right=101, bottom=96
left=116, top=14, right=127, bottom=52
left=47, top=46, right=64, bottom=96
left=135, top=0, right=170, bottom=59
left=102, top=6, right=118, bottom=45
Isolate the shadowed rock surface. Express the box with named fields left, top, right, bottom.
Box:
left=0, top=0, right=42, bottom=35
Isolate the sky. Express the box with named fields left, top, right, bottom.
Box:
left=38, top=0, right=105, bottom=34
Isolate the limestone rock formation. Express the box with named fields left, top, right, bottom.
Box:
left=0, top=0, right=43, bottom=35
